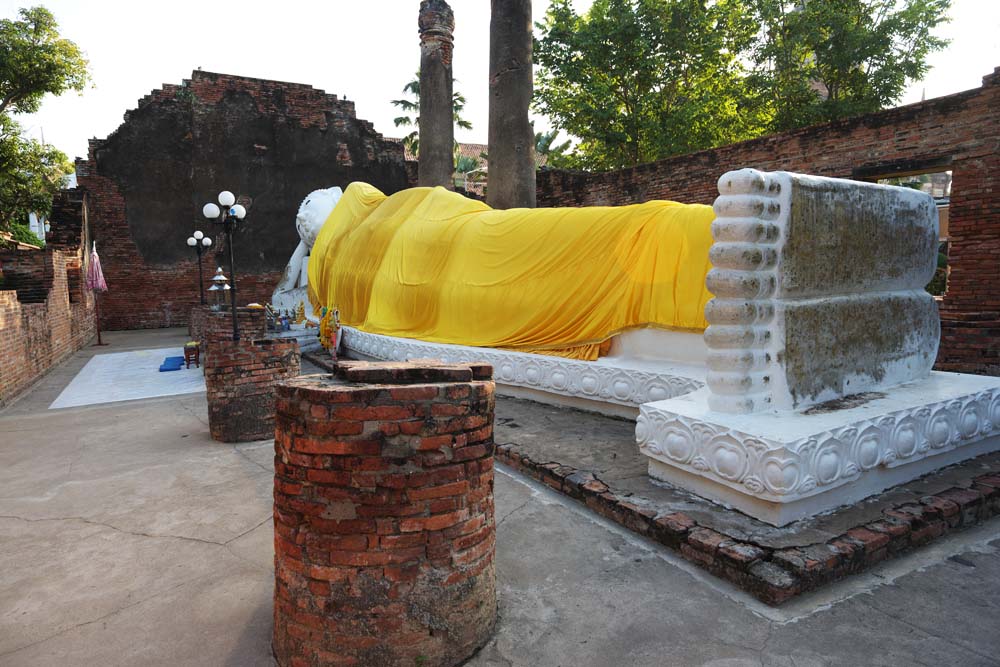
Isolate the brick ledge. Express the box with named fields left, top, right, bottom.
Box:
left=495, top=443, right=1000, bottom=605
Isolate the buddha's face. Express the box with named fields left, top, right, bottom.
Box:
left=296, top=186, right=343, bottom=249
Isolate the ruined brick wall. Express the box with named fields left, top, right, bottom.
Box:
left=0, top=190, right=95, bottom=406
left=77, top=70, right=410, bottom=331
left=0, top=248, right=94, bottom=406
left=536, top=67, right=1000, bottom=374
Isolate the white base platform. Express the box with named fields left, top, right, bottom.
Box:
left=341, top=326, right=705, bottom=416
left=269, top=324, right=322, bottom=354
left=50, top=347, right=206, bottom=409
left=637, top=372, right=1000, bottom=526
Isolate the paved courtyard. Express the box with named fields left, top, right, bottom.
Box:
left=1, top=330, right=998, bottom=666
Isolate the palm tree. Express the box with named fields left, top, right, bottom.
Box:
left=534, top=129, right=572, bottom=168
left=391, top=72, right=473, bottom=158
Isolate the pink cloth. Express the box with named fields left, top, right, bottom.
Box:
left=86, top=242, right=108, bottom=292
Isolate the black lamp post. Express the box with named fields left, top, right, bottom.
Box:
left=186, top=230, right=213, bottom=304
left=201, top=191, right=247, bottom=341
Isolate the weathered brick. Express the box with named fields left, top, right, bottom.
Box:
left=687, top=527, right=729, bottom=555
left=272, top=362, right=496, bottom=666
left=935, top=487, right=985, bottom=526
left=76, top=70, right=410, bottom=334
left=205, top=338, right=300, bottom=442
left=718, top=541, right=767, bottom=568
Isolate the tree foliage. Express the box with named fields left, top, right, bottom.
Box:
left=534, top=129, right=572, bottom=169
left=534, top=0, right=766, bottom=170
left=0, top=6, right=89, bottom=232
left=391, top=72, right=473, bottom=158
left=0, top=6, right=89, bottom=115
left=533, top=0, right=950, bottom=169
left=747, top=0, right=951, bottom=130
left=0, top=116, right=73, bottom=230
left=6, top=220, right=44, bottom=246
left=455, top=155, right=480, bottom=174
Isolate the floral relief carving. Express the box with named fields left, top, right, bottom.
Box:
left=341, top=327, right=704, bottom=408
left=638, top=386, right=1000, bottom=502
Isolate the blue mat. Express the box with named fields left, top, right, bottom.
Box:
left=159, top=356, right=185, bottom=372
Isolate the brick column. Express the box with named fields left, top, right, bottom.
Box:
left=272, top=360, right=497, bottom=667
left=188, top=305, right=209, bottom=341
left=204, top=338, right=300, bottom=442
left=199, top=307, right=267, bottom=359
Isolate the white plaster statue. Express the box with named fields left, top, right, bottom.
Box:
left=271, top=186, right=343, bottom=325
left=325, top=169, right=1000, bottom=526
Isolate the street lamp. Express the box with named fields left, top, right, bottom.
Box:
left=201, top=190, right=247, bottom=341
left=186, top=230, right=213, bottom=304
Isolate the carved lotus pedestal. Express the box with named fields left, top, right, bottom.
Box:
left=638, top=373, right=1000, bottom=526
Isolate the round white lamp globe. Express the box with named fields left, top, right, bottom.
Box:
left=186, top=236, right=197, bottom=247
left=218, top=191, right=236, bottom=207
left=231, top=204, right=247, bottom=219
left=193, top=230, right=204, bottom=240
left=202, top=237, right=212, bottom=247
left=203, top=203, right=221, bottom=219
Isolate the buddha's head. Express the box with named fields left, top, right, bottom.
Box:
left=296, top=186, right=343, bottom=249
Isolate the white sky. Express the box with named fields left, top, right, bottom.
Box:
left=4, top=0, right=998, bottom=162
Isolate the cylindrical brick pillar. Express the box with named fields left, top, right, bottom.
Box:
left=272, top=361, right=497, bottom=667
left=205, top=338, right=300, bottom=442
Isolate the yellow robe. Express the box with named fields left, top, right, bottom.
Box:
left=308, top=183, right=714, bottom=361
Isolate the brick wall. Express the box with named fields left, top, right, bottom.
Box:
left=272, top=360, right=497, bottom=666
left=0, top=249, right=95, bottom=406
left=536, top=67, right=1000, bottom=374
left=0, top=191, right=95, bottom=406
left=77, top=70, right=411, bottom=331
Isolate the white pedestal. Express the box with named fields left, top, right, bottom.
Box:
left=341, top=326, right=704, bottom=416
left=637, top=372, right=1000, bottom=526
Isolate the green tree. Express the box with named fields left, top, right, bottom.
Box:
left=747, top=0, right=950, bottom=131
left=455, top=155, right=480, bottom=175
left=0, top=116, right=73, bottom=230
left=0, top=6, right=90, bottom=231
left=391, top=72, right=473, bottom=158
left=533, top=0, right=766, bottom=170
left=534, top=129, right=572, bottom=169
left=533, top=0, right=950, bottom=169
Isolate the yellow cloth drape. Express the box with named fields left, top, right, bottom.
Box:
left=308, top=183, right=714, bottom=361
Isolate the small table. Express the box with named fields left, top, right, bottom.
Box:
left=184, top=342, right=201, bottom=369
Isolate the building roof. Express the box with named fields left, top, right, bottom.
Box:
left=384, top=138, right=488, bottom=167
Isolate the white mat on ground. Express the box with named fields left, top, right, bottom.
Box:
left=50, top=347, right=205, bottom=409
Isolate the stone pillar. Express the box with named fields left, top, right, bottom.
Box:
left=418, top=0, right=456, bottom=189
left=204, top=338, right=300, bottom=442
left=272, top=360, right=497, bottom=667
left=488, top=0, right=536, bottom=209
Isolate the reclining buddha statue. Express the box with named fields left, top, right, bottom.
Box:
left=282, top=173, right=1000, bottom=526
left=304, top=182, right=715, bottom=364
left=271, top=186, right=343, bottom=325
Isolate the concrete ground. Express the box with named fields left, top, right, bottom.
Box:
left=1, top=330, right=998, bottom=666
